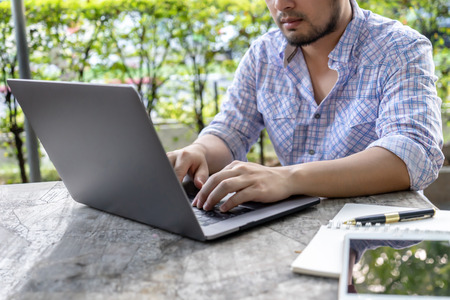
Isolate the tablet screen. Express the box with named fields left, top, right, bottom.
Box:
left=346, top=238, right=450, bottom=297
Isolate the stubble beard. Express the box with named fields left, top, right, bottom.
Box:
left=278, top=2, right=341, bottom=47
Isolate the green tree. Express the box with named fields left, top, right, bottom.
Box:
left=0, top=2, right=28, bottom=182
left=0, top=0, right=448, bottom=183
left=226, top=0, right=273, bottom=56
left=173, top=0, right=238, bottom=133
left=103, top=0, right=185, bottom=116
left=26, top=0, right=116, bottom=82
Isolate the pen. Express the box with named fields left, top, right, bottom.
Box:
left=343, top=208, right=436, bottom=225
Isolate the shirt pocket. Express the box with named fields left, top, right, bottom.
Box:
left=336, top=97, right=379, bottom=127
left=257, top=92, right=301, bottom=159
left=331, top=98, right=380, bottom=155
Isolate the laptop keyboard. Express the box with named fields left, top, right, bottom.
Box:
left=183, top=179, right=255, bottom=227
left=192, top=205, right=253, bottom=227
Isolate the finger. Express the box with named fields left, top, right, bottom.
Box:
left=191, top=160, right=209, bottom=190
left=219, top=188, right=256, bottom=212
left=194, top=169, right=237, bottom=209
left=166, top=152, right=175, bottom=165
left=203, top=177, right=251, bottom=211
left=172, top=156, right=190, bottom=183
left=167, top=152, right=181, bottom=176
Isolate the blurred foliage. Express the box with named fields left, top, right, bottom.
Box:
left=354, top=240, right=450, bottom=296
left=0, top=0, right=448, bottom=183
left=0, top=162, right=59, bottom=184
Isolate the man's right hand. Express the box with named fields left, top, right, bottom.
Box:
left=167, top=143, right=210, bottom=190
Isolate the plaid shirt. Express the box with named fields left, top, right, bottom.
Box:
left=200, top=0, right=444, bottom=190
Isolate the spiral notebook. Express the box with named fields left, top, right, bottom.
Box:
left=291, top=203, right=450, bottom=278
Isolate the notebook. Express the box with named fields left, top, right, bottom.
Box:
left=7, top=79, right=320, bottom=241
left=291, top=203, right=450, bottom=278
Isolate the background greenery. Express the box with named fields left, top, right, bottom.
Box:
left=0, top=0, right=448, bottom=183
left=353, top=240, right=450, bottom=295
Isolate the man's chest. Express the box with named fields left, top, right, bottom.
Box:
left=255, top=68, right=381, bottom=136
left=254, top=63, right=382, bottom=163
left=255, top=62, right=382, bottom=122
left=302, top=55, right=339, bottom=105
left=309, top=68, right=338, bottom=105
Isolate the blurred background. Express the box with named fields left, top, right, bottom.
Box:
left=0, top=0, right=448, bottom=186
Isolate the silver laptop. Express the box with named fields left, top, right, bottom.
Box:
left=8, top=79, right=320, bottom=241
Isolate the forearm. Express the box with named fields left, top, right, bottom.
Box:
left=286, top=146, right=410, bottom=198
left=193, top=134, right=233, bottom=174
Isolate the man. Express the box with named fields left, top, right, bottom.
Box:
left=167, top=0, right=444, bottom=212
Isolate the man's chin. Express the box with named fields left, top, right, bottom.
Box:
left=284, top=35, right=312, bottom=47
left=283, top=30, right=331, bottom=47
left=280, top=29, right=310, bottom=46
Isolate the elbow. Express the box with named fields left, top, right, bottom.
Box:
left=409, top=150, right=445, bottom=191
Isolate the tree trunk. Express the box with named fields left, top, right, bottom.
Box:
left=259, top=132, right=265, bottom=165
left=11, top=126, right=28, bottom=183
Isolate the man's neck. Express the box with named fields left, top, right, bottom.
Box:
left=301, top=1, right=353, bottom=63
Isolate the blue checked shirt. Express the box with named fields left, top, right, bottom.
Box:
left=200, top=0, right=444, bottom=190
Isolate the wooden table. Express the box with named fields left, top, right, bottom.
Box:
left=0, top=181, right=433, bottom=299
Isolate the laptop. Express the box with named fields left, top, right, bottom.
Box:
left=8, top=79, right=320, bottom=241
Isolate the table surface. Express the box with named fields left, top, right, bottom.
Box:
left=0, top=181, right=433, bottom=300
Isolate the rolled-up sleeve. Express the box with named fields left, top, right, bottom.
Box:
left=367, top=37, right=444, bottom=190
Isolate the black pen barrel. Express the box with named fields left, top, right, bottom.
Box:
left=399, top=208, right=435, bottom=219
left=355, top=214, right=386, bottom=225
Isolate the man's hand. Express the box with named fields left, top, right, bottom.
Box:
left=167, top=143, right=209, bottom=190
left=192, top=161, right=294, bottom=212
left=166, top=134, right=234, bottom=190
left=190, top=147, right=411, bottom=212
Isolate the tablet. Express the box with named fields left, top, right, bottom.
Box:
left=339, top=232, right=450, bottom=300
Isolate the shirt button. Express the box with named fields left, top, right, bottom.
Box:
left=309, top=150, right=315, bottom=155
left=314, top=113, right=321, bottom=119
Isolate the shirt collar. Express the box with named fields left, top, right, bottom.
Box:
left=280, top=0, right=365, bottom=67
left=278, top=37, right=298, bottom=68
left=283, top=44, right=298, bottom=68
left=328, top=0, right=366, bottom=64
